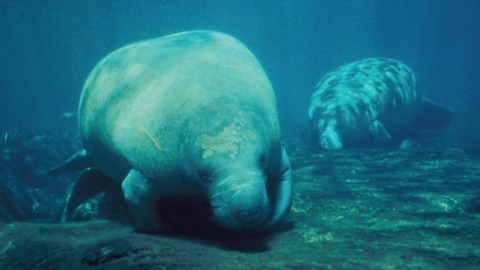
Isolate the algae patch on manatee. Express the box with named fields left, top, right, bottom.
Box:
left=196, top=123, right=256, bottom=159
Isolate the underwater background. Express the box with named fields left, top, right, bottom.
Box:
left=1, top=0, right=480, bottom=143
left=1, top=1, right=480, bottom=269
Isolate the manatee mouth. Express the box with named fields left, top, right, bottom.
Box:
left=228, top=187, right=269, bottom=230
left=209, top=172, right=269, bottom=231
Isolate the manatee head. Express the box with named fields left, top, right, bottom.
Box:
left=319, top=127, right=343, bottom=150
left=187, top=117, right=272, bottom=231
left=313, top=118, right=343, bottom=150
left=207, top=168, right=270, bottom=231
left=183, top=152, right=270, bottom=231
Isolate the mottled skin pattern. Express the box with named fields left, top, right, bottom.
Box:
left=78, top=30, right=292, bottom=232
left=308, top=58, right=421, bottom=149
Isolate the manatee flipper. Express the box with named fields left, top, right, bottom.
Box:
left=62, top=168, right=116, bottom=222
left=261, top=147, right=293, bottom=230
left=121, top=169, right=163, bottom=232
left=410, top=98, right=452, bottom=130
left=369, top=120, right=392, bottom=146
left=50, top=149, right=93, bottom=175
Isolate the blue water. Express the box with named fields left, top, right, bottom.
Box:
left=1, top=0, right=479, bottom=143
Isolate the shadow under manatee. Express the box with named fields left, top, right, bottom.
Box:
left=71, top=185, right=294, bottom=253
left=149, top=195, right=293, bottom=253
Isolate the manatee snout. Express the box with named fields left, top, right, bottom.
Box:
left=229, top=187, right=270, bottom=229
left=320, top=129, right=343, bottom=150
left=210, top=173, right=270, bottom=231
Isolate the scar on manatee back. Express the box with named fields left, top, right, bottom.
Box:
left=122, top=124, right=167, bottom=152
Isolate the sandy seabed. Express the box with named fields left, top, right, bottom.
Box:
left=1, top=140, right=480, bottom=269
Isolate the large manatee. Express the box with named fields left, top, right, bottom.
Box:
left=55, top=30, right=292, bottom=232
left=308, top=58, right=452, bottom=150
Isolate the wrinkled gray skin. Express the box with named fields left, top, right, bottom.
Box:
left=75, top=30, right=292, bottom=232
left=308, top=58, right=451, bottom=150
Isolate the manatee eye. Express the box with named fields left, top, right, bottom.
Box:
left=197, top=169, right=212, bottom=183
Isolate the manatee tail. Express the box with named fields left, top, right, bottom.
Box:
left=410, top=98, right=453, bottom=130
left=61, top=168, right=116, bottom=222
left=49, top=149, right=93, bottom=175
